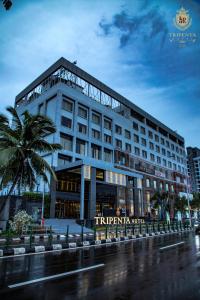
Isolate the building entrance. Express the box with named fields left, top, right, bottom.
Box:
left=55, top=200, right=80, bottom=219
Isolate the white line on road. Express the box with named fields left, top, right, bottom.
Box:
left=159, top=241, right=185, bottom=251
left=8, top=264, right=105, bottom=289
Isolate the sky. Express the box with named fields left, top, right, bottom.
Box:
left=0, top=0, right=199, bottom=147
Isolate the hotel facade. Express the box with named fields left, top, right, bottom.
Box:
left=15, top=57, right=188, bottom=220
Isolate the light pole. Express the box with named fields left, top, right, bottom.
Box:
left=186, top=175, right=192, bottom=227
left=41, top=181, right=45, bottom=226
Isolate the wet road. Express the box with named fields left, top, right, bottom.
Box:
left=0, top=232, right=200, bottom=300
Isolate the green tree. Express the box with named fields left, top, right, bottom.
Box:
left=174, top=196, right=188, bottom=213
left=0, top=106, right=62, bottom=219
left=190, top=193, right=200, bottom=210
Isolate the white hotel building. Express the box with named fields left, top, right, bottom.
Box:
left=15, top=57, right=188, bottom=220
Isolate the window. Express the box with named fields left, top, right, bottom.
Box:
left=61, top=116, right=72, bottom=128
left=163, top=159, right=167, bottom=166
left=176, top=146, right=179, bottom=153
left=104, top=118, right=112, bottom=130
left=146, top=179, right=150, bottom=188
left=115, top=125, right=122, bottom=135
left=140, top=126, right=146, bottom=135
left=149, top=142, right=154, bottom=150
left=58, top=153, right=72, bottom=166
left=167, top=151, right=171, bottom=158
left=168, top=161, right=172, bottom=168
left=141, top=138, right=146, bottom=146
left=125, top=143, right=131, bottom=152
left=153, top=180, right=157, bottom=189
left=134, top=134, right=139, bottom=143
left=133, top=122, right=138, bottom=130
left=92, top=112, right=101, bottom=125
left=92, top=129, right=101, bottom=140
left=171, top=144, right=175, bottom=150
left=155, top=134, right=159, bottom=142
left=104, top=134, right=112, bottom=144
left=78, top=106, right=87, bottom=119
left=134, top=147, right=140, bottom=156
left=62, top=99, right=73, bottom=112
left=150, top=153, right=155, bottom=161
left=76, top=139, right=86, bottom=155
left=157, top=156, right=161, bottom=164
left=125, top=129, right=131, bottom=139
left=142, top=150, right=147, bottom=159
left=161, top=138, right=165, bottom=145
left=60, top=133, right=73, bottom=151
left=78, top=123, right=87, bottom=134
left=162, top=148, right=166, bottom=156
left=91, top=144, right=101, bottom=160
left=104, top=148, right=112, bottom=162
left=165, top=183, right=169, bottom=192
left=116, top=139, right=122, bottom=149
left=173, top=163, right=177, bottom=170
left=160, top=182, right=163, bottom=190
left=171, top=185, right=174, bottom=192
left=166, top=141, right=170, bottom=148
left=148, top=131, right=153, bottom=139
left=156, top=145, right=160, bottom=153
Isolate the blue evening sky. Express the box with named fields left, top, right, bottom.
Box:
left=0, top=0, right=199, bottom=147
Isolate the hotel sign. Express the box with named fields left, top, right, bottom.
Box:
left=94, top=217, right=145, bottom=225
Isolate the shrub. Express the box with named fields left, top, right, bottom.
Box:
left=9, top=210, right=33, bottom=234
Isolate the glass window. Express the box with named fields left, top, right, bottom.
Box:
left=58, top=153, right=72, bottom=166
left=153, top=180, right=157, bottom=189
left=161, top=138, right=165, bottom=145
left=78, top=123, right=87, bottom=134
left=104, top=118, right=112, bottom=130
left=165, top=183, right=169, bottom=192
left=140, top=126, right=146, bottom=135
left=163, top=159, right=167, bottom=166
left=156, top=145, right=160, bottom=153
left=157, top=156, right=161, bottom=164
left=142, top=150, right=147, bottom=159
left=92, top=112, right=101, bottom=125
left=104, top=134, right=112, bottom=144
left=133, top=122, right=138, bottom=130
left=76, top=139, right=86, bottom=155
left=134, top=147, right=140, bottom=156
left=162, top=148, right=166, bottom=156
left=115, top=125, right=122, bottom=135
left=78, top=106, right=87, bottom=119
left=91, top=144, right=101, bottom=160
left=149, top=142, right=154, bottom=150
left=92, top=129, right=101, bottom=140
left=61, top=116, right=72, bottom=128
left=148, top=131, right=153, bottom=139
left=150, top=153, right=155, bottom=161
left=146, top=178, right=150, bottom=187
left=155, top=134, right=159, bottom=142
left=104, top=148, right=112, bottom=162
left=62, top=99, right=73, bottom=112
left=168, top=161, right=172, bottom=168
left=166, top=141, right=170, bottom=148
left=60, top=133, right=73, bottom=151
left=125, top=129, right=131, bottom=139
left=134, top=134, right=139, bottom=143
left=141, top=138, right=146, bottom=146
left=171, top=144, right=175, bottom=150
left=116, top=139, right=122, bottom=149
left=125, top=143, right=131, bottom=152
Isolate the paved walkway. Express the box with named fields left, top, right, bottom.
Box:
left=44, top=219, right=93, bottom=234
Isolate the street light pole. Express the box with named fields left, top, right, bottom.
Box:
left=41, top=181, right=45, bottom=226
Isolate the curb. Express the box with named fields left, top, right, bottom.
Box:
left=0, top=228, right=193, bottom=257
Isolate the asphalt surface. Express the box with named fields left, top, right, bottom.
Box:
left=0, top=232, right=199, bottom=300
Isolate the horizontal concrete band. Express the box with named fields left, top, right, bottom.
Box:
left=0, top=228, right=193, bottom=257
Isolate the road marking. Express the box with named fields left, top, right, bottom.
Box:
left=8, top=264, right=105, bottom=288
left=160, top=241, right=185, bottom=251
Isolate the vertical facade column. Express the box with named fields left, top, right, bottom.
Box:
left=50, top=177, right=57, bottom=218
left=88, top=167, right=96, bottom=219
left=80, top=165, right=85, bottom=220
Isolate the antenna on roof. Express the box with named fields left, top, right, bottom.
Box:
left=73, top=60, right=77, bottom=65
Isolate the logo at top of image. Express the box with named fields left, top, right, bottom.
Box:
left=173, top=7, right=192, bottom=31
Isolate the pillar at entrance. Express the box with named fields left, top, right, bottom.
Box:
left=80, top=165, right=85, bottom=220
left=88, top=167, right=96, bottom=219
left=50, top=177, right=56, bottom=218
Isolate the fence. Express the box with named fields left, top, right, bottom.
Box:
left=0, top=221, right=191, bottom=250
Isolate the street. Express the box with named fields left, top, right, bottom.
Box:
left=0, top=232, right=200, bottom=300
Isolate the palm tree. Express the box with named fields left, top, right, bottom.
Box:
left=0, top=106, right=62, bottom=223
